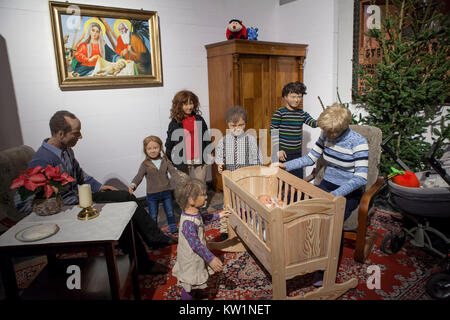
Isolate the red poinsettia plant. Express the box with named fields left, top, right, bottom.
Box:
left=10, top=165, right=75, bottom=201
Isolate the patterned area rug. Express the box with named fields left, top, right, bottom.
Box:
left=131, top=208, right=442, bottom=300
left=14, top=208, right=442, bottom=300
left=14, top=255, right=48, bottom=290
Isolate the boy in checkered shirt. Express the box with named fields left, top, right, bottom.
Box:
left=214, top=106, right=262, bottom=240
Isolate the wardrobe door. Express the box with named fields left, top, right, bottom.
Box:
left=238, top=55, right=271, bottom=163
left=270, top=56, right=303, bottom=114
left=267, top=56, right=304, bottom=164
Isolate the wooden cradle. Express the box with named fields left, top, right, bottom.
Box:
left=213, top=166, right=357, bottom=300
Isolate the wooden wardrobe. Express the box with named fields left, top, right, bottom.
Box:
left=205, top=39, right=308, bottom=190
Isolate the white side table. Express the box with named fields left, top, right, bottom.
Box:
left=0, top=201, right=141, bottom=300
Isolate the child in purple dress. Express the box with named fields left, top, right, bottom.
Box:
left=172, top=178, right=230, bottom=300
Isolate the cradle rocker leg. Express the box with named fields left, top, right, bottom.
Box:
left=206, top=219, right=246, bottom=252
left=292, top=278, right=358, bottom=300
left=206, top=236, right=246, bottom=252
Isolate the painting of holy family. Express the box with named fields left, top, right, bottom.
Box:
left=49, top=1, right=162, bottom=89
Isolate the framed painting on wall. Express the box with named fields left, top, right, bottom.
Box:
left=49, top=1, right=162, bottom=90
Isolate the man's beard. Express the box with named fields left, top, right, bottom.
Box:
left=121, top=30, right=131, bottom=44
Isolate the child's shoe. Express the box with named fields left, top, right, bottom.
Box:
left=312, top=270, right=324, bottom=287
left=181, top=289, right=192, bottom=300
left=219, top=232, right=229, bottom=241
left=169, top=224, right=178, bottom=234
left=192, top=289, right=209, bottom=300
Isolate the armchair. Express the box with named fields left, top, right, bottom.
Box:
left=0, top=145, right=35, bottom=234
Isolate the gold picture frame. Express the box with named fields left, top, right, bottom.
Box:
left=49, top=1, right=162, bottom=90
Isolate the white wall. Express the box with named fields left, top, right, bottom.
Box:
left=0, top=0, right=354, bottom=196
left=337, top=0, right=354, bottom=104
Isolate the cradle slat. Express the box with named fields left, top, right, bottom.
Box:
left=250, top=208, right=255, bottom=230
left=258, top=213, right=263, bottom=242
left=244, top=201, right=249, bottom=224
left=290, top=186, right=295, bottom=205
left=234, top=192, right=239, bottom=218
left=237, top=195, right=244, bottom=220
left=278, top=178, right=283, bottom=200
left=267, top=175, right=279, bottom=199
left=264, top=218, right=270, bottom=244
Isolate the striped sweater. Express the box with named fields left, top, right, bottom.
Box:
left=284, top=129, right=369, bottom=197
left=270, top=107, right=317, bottom=154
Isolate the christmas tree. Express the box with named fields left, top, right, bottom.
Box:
left=353, top=0, right=449, bottom=175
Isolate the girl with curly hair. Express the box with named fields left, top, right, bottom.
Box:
left=165, top=90, right=211, bottom=184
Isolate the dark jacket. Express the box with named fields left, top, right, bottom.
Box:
left=26, top=140, right=102, bottom=206
left=165, top=114, right=211, bottom=171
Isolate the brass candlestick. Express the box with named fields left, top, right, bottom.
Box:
left=77, top=204, right=99, bottom=221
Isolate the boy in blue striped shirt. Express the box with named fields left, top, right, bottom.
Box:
left=270, top=81, right=317, bottom=179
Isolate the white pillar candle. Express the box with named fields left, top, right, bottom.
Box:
left=78, top=184, right=93, bottom=208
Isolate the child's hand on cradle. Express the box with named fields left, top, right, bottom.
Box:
left=219, top=210, right=231, bottom=219
left=209, top=256, right=223, bottom=272
left=218, top=164, right=224, bottom=173
left=258, top=195, right=274, bottom=208
left=277, top=150, right=287, bottom=161
left=270, top=162, right=286, bottom=169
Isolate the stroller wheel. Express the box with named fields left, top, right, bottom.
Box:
left=426, top=272, right=450, bottom=300
left=381, top=232, right=406, bottom=254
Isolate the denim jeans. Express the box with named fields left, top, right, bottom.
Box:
left=146, top=190, right=177, bottom=232
left=316, top=180, right=363, bottom=266
left=316, top=179, right=363, bottom=221
left=285, top=152, right=303, bottom=180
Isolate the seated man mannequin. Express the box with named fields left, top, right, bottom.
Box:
left=16, top=110, right=176, bottom=274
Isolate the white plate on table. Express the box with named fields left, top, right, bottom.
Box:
left=15, top=223, right=60, bottom=242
